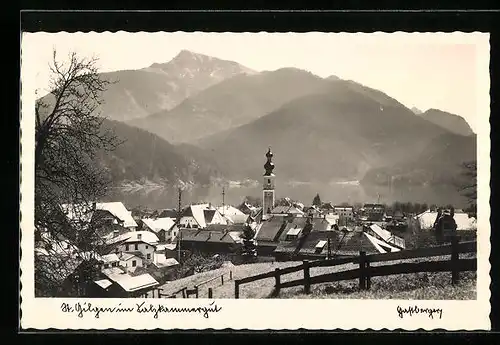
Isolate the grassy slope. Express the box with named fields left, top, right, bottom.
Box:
left=153, top=254, right=476, bottom=299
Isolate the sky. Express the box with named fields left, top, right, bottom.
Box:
left=22, top=32, right=490, bottom=132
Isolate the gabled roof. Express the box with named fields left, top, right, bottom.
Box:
left=102, top=267, right=159, bottom=292
left=203, top=209, right=216, bottom=224
left=275, top=230, right=337, bottom=255
left=60, top=202, right=138, bottom=228
left=177, top=229, right=239, bottom=244
left=363, top=232, right=400, bottom=253
left=181, top=203, right=219, bottom=228
left=271, top=205, right=305, bottom=215
left=369, top=224, right=392, bottom=242
left=255, top=216, right=287, bottom=241
left=142, top=217, right=176, bottom=233
left=115, top=273, right=159, bottom=292
left=96, top=202, right=138, bottom=228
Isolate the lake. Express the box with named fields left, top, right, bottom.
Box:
left=104, top=181, right=469, bottom=210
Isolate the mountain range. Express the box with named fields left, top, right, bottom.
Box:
left=38, top=50, right=477, bottom=199
left=94, top=50, right=256, bottom=122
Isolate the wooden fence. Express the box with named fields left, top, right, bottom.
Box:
left=234, top=237, right=476, bottom=298
left=142, top=270, right=233, bottom=298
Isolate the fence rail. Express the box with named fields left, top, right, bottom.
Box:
left=234, top=237, right=476, bottom=298
left=143, top=270, right=233, bottom=299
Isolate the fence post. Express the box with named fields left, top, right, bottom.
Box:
left=235, top=280, right=240, bottom=299
left=303, top=260, right=311, bottom=294
left=451, top=235, right=459, bottom=285
left=359, top=251, right=366, bottom=290
left=221, top=274, right=224, bottom=285
left=365, top=260, right=371, bottom=290
left=195, top=285, right=199, bottom=298
left=230, top=271, right=233, bottom=281
left=208, top=287, right=213, bottom=298
left=274, top=268, right=281, bottom=294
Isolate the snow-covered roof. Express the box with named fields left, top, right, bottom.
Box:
left=415, top=210, right=477, bottom=231
left=60, top=202, right=137, bottom=228
left=142, top=217, right=176, bottom=233
left=153, top=254, right=179, bottom=268
left=369, top=224, right=392, bottom=242
left=218, top=205, right=249, bottom=224
left=286, top=227, right=302, bottom=236
left=94, top=279, right=113, bottom=289
left=364, top=232, right=401, bottom=253
left=96, top=202, right=137, bottom=228
left=115, top=273, right=159, bottom=292
left=107, top=230, right=159, bottom=246
left=101, top=267, right=158, bottom=292
left=101, top=253, right=120, bottom=263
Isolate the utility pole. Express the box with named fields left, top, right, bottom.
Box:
left=177, top=187, right=182, bottom=222
left=177, top=187, right=182, bottom=263
left=177, top=231, right=182, bottom=263
left=222, top=186, right=225, bottom=217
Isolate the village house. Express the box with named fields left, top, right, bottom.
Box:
left=141, top=217, right=177, bottom=243
left=60, top=202, right=138, bottom=244
left=255, top=215, right=318, bottom=256
left=274, top=230, right=339, bottom=261
left=96, top=266, right=159, bottom=298
left=176, top=228, right=242, bottom=254
left=238, top=201, right=259, bottom=215
left=334, top=205, right=355, bottom=223
left=362, top=203, right=386, bottom=222
left=270, top=204, right=305, bottom=217
left=217, top=205, right=249, bottom=224
left=106, top=231, right=159, bottom=264
left=119, top=252, right=144, bottom=273
left=178, top=203, right=228, bottom=229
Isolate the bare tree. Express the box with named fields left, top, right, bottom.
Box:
left=458, top=161, right=477, bottom=214
left=34, top=50, right=120, bottom=296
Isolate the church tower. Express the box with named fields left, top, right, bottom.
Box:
left=263, top=147, right=276, bottom=215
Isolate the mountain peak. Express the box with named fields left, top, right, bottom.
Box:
left=173, top=49, right=212, bottom=62
left=419, top=108, right=474, bottom=136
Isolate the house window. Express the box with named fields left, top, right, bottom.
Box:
left=135, top=244, right=139, bottom=250
left=125, top=244, right=129, bottom=251
left=112, top=262, right=118, bottom=267
left=104, top=263, right=109, bottom=268
left=267, top=179, right=271, bottom=184
left=145, top=245, right=148, bottom=249
left=132, top=260, right=137, bottom=267
left=147, top=253, right=151, bottom=260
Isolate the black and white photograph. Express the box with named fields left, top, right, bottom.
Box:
left=20, top=31, right=491, bottom=330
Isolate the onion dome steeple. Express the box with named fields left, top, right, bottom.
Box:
left=264, top=146, right=275, bottom=176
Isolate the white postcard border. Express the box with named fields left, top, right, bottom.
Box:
left=20, top=31, right=491, bottom=330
